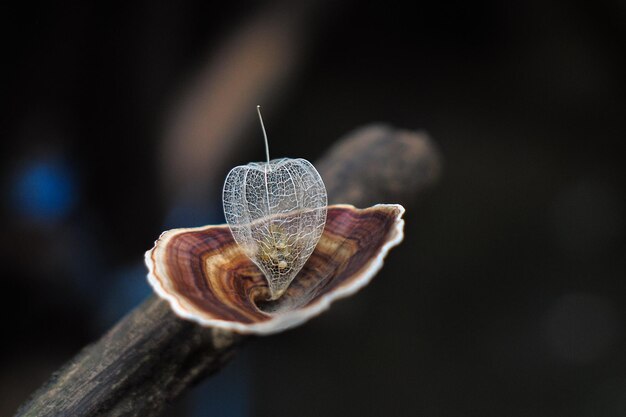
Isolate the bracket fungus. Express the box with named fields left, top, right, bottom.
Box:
left=145, top=203, right=404, bottom=334
left=145, top=107, right=406, bottom=334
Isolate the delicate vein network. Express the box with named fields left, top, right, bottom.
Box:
left=223, top=158, right=328, bottom=299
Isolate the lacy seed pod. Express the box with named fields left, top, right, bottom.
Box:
left=222, top=107, right=327, bottom=299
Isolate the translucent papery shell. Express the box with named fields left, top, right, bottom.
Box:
left=145, top=204, right=405, bottom=335
left=223, top=158, right=327, bottom=300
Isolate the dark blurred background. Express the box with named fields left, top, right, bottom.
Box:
left=1, top=1, right=625, bottom=416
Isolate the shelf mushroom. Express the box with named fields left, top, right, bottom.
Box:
left=145, top=203, right=404, bottom=334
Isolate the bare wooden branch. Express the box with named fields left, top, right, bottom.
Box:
left=15, top=124, right=441, bottom=417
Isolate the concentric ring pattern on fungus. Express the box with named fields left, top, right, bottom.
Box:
left=145, top=204, right=405, bottom=335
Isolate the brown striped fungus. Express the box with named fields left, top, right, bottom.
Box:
left=145, top=107, right=405, bottom=335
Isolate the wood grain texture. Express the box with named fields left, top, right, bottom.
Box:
left=15, top=124, right=441, bottom=417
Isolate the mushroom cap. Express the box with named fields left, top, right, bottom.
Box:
left=145, top=204, right=405, bottom=335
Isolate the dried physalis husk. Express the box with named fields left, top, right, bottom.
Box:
left=222, top=107, right=327, bottom=299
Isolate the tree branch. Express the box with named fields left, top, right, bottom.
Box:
left=15, top=124, right=441, bottom=417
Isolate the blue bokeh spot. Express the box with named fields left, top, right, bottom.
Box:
left=11, top=159, right=77, bottom=221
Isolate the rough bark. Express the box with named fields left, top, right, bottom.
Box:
left=16, top=124, right=441, bottom=417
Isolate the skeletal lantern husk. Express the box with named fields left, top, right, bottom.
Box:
left=222, top=158, right=327, bottom=300
left=145, top=204, right=405, bottom=335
